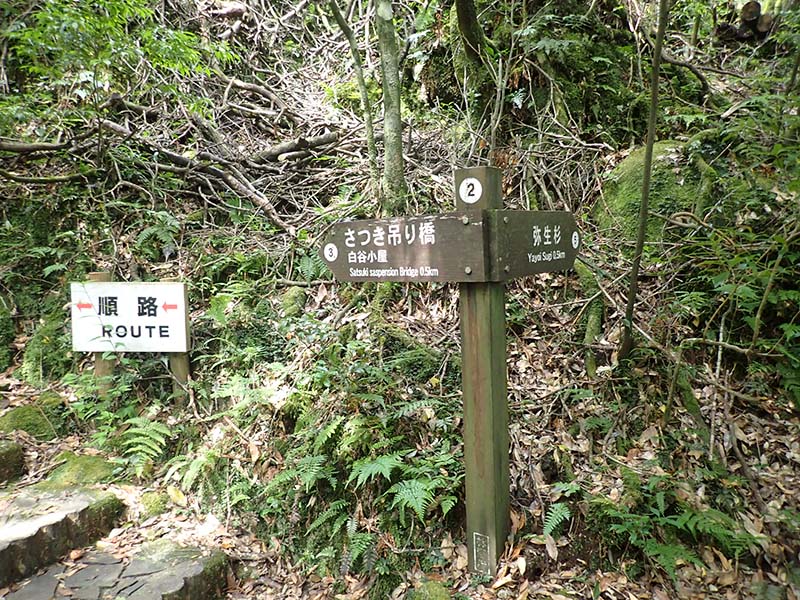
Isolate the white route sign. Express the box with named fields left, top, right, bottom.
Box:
left=70, top=282, right=189, bottom=353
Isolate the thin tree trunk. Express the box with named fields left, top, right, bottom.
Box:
left=375, top=0, right=407, bottom=214
left=618, top=0, right=671, bottom=361
left=328, top=0, right=380, bottom=191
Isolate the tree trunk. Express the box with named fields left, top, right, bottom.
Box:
left=455, top=0, right=484, bottom=64
left=375, top=0, right=407, bottom=214
left=618, top=0, right=671, bottom=361
left=328, top=0, right=380, bottom=192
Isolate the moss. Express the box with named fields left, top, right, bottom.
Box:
left=83, top=492, right=126, bottom=535
left=141, top=491, right=170, bottom=519
left=597, top=141, right=701, bottom=252
left=407, top=580, right=451, bottom=600
left=0, top=405, right=57, bottom=440
left=281, top=286, right=307, bottom=318
left=18, top=313, right=73, bottom=386
left=0, top=296, right=14, bottom=372
left=0, top=439, right=25, bottom=482
left=47, top=451, right=116, bottom=486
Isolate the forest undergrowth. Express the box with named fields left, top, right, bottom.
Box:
left=1, top=0, right=799, bottom=599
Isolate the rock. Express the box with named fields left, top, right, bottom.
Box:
left=140, top=491, right=170, bottom=519
left=407, top=579, right=451, bottom=600
left=281, top=286, right=307, bottom=318
left=0, top=440, right=25, bottom=483
left=0, top=405, right=57, bottom=441
left=46, top=451, right=116, bottom=487
left=0, top=486, right=125, bottom=587
left=596, top=141, right=701, bottom=253
left=6, top=541, right=228, bottom=599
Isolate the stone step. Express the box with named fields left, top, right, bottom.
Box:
left=0, top=486, right=125, bottom=587
left=0, top=440, right=24, bottom=485
left=5, top=541, right=229, bottom=600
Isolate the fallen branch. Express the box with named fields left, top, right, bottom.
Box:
left=251, top=131, right=339, bottom=163
left=100, top=119, right=294, bottom=234
left=0, top=168, right=93, bottom=183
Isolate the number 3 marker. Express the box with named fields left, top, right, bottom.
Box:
left=459, top=177, right=483, bottom=205
left=323, top=243, right=339, bottom=262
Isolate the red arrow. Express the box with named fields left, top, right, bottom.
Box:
left=76, top=301, right=93, bottom=311
left=162, top=302, right=178, bottom=312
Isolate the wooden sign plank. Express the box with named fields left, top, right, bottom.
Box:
left=319, top=212, right=489, bottom=283
left=70, top=281, right=189, bottom=353
left=490, top=210, right=581, bottom=280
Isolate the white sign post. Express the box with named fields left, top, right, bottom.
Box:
left=70, top=282, right=189, bottom=353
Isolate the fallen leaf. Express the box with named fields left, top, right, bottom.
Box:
left=545, top=535, right=558, bottom=560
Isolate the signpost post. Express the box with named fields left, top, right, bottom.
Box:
left=319, top=166, right=581, bottom=576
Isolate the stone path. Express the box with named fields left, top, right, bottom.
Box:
left=0, top=486, right=124, bottom=587
left=6, top=542, right=228, bottom=600
left=0, top=443, right=230, bottom=599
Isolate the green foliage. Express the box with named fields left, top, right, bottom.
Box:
left=19, top=314, right=73, bottom=386
left=543, top=502, right=572, bottom=537
left=589, top=473, right=757, bottom=579
left=122, top=416, right=172, bottom=477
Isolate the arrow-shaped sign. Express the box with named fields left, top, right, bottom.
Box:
left=76, top=301, right=93, bottom=311
left=162, top=302, right=178, bottom=312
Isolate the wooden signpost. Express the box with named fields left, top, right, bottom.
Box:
left=320, top=167, right=581, bottom=576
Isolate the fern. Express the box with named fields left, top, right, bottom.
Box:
left=643, top=541, right=702, bottom=580
left=298, top=252, right=327, bottom=281
left=296, top=454, right=336, bottom=491
left=543, top=502, right=572, bottom=537
left=122, top=416, right=171, bottom=476
left=347, top=452, right=404, bottom=489
left=313, top=416, right=344, bottom=453
left=388, top=478, right=434, bottom=522
left=308, top=499, right=348, bottom=534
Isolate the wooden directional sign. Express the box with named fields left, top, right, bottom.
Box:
left=490, top=210, right=581, bottom=280
left=320, top=166, right=583, bottom=578
left=319, top=212, right=489, bottom=283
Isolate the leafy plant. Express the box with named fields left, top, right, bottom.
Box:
left=122, top=415, right=171, bottom=477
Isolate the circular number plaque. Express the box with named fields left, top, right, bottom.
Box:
left=571, top=231, right=580, bottom=249
left=323, top=243, right=339, bottom=262
left=458, top=177, right=483, bottom=205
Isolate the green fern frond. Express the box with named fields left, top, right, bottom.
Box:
left=643, top=541, right=701, bottom=580
left=543, top=502, right=571, bottom=537
left=439, top=495, right=458, bottom=517
left=348, top=532, right=375, bottom=566
left=388, top=478, right=434, bottom=521
left=313, top=416, right=344, bottom=453
left=299, top=253, right=327, bottom=281
left=121, top=417, right=171, bottom=474
left=347, top=452, right=404, bottom=489
left=296, top=454, right=335, bottom=491
left=308, top=499, right=348, bottom=533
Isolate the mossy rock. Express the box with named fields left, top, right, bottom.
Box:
left=406, top=580, right=451, bottom=600
left=141, top=490, right=170, bottom=519
left=18, top=313, right=73, bottom=386
left=47, top=451, right=116, bottom=486
left=281, top=286, right=307, bottom=318
left=596, top=141, right=701, bottom=252
left=0, top=405, right=58, bottom=440
left=0, top=439, right=25, bottom=482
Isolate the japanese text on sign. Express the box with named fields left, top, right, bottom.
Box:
left=70, top=282, right=189, bottom=353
